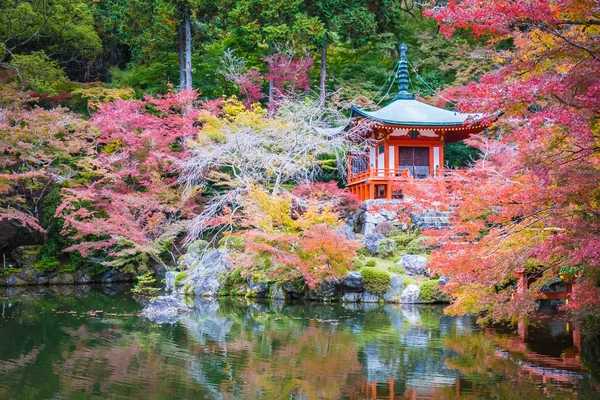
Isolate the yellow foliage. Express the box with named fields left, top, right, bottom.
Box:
left=72, top=84, right=134, bottom=109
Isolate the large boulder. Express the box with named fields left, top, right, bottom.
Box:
left=171, top=249, right=232, bottom=297
left=399, top=255, right=428, bottom=276
left=247, top=279, right=270, bottom=298
left=362, top=233, right=385, bottom=255
left=17, top=267, right=37, bottom=284
left=382, top=275, right=405, bottom=302
left=281, top=279, right=306, bottom=299
left=338, top=224, right=357, bottom=240
left=438, top=276, right=450, bottom=285
left=400, top=284, right=421, bottom=303
left=306, top=278, right=340, bottom=301
left=361, top=291, right=380, bottom=303
left=342, top=272, right=363, bottom=292
left=11, top=245, right=41, bottom=266
left=100, top=269, right=119, bottom=283
left=142, top=295, right=191, bottom=324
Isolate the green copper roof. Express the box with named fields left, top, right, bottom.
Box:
left=351, top=43, right=482, bottom=127
left=351, top=101, right=482, bottom=127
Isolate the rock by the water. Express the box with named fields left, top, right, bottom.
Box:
left=11, top=245, right=41, bottom=265
left=17, top=267, right=37, bottom=283
left=361, top=291, right=380, bottom=303
left=400, top=284, right=421, bottom=303
left=306, top=278, right=340, bottom=301
left=281, top=280, right=305, bottom=299
left=100, top=270, right=118, bottom=283
left=168, top=249, right=232, bottom=297
left=342, top=292, right=362, bottom=303
left=248, top=279, right=270, bottom=298
left=270, top=284, right=286, bottom=301
left=6, top=276, right=27, bottom=286
left=400, top=255, right=428, bottom=276
left=342, top=272, right=363, bottom=292
left=438, top=276, right=450, bottom=285
left=363, top=233, right=385, bottom=255
left=382, top=275, right=405, bottom=302
left=142, top=295, right=191, bottom=324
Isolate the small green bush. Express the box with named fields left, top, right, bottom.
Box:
left=419, top=280, right=451, bottom=303
left=218, top=235, right=246, bottom=251
left=34, top=256, right=61, bottom=272
left=405, top=238, right=424, bottom=255
left=174, top=271, right=188, bottom=286
left=377, top=238, right=397, bottom=257
left=365, top=259, right=377, bottom=268
left=361, top=267, right=391, bottom=295
left=391, top=234, right=417, bottom=248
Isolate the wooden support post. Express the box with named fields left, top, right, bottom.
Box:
left=573, top=326, right=582, bottom=351
left=369, top=183, right=375, bottom=200
left=386, top=182, right=392, bottom=200
left=518, top=320, right=528, bottom=341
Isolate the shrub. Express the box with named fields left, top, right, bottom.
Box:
left=405, top=238, right=424, bottom=255
left=218, top=235, right=246, bottom=251
left=361, top=267, right=391, bottom=295
left=34, top=256, right=61, bottom=272
left=377, top=238, right=397, bottom=257
left=419, top=280, right=451, bottom=303
left=392, top=234, right=417, bottom=249
left=365, top=259, right=377, bottom=267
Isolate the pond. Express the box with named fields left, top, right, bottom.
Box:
left=0, top=285, right=598, bottom=399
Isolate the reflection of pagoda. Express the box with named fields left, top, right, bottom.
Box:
left=346, top=43, right=489, bottom=201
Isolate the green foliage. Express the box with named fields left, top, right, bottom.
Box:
left=174, top=271, right=188, bottom=286
left=219, top=268, right=247, bottom=296
left=33, top=256, right=60, bottom=272
left=444, top=142, right=481, bottom=168
left=419, top=280, right=451, bottom=303
left=218, top=235, right=246, bottom=251
left=132, top=273, right=160, bottom=294
left=391, top=234, right=417, bottom=248
left=360, top=267, right=391, bottom=295
left=405, top=238, right=425, bottom=255
left=365, top=259, right=376, bottom=268
left=377, top=238, right=397, bottom=257
left=8, top=51, right=68, bottom=95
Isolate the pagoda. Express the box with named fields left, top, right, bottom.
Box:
left=346, top=43, right=489, bottom=201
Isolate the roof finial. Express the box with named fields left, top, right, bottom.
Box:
left=395, top=43, right=414, bottom=100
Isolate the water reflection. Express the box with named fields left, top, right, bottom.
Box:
left=0, top=287, right=598, bottom=399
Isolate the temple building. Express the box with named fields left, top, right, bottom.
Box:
left=346, top=43, right=489, bottom=201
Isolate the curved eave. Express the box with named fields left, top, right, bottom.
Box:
left=350, top=104, right=484, bottom=127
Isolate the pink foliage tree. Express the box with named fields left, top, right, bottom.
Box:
left=57, top=90, right=205, bottom=269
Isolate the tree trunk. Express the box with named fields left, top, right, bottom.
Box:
left=319, top=42, right=327, bottom=107
left=267, top=78, right=274, bottom=117
left=178, top=22, right=186, bottom=91
left=184, top=10, right=192, bottom=90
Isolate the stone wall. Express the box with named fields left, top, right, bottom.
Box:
left=0, top=267, right=135, bottom=286
left=355, top=199, right=450, bottom=235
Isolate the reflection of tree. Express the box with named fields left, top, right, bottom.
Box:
left=438, top=333, right=600, bottom=399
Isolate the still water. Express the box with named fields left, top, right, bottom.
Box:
left=0, top=285, right=598, bottom=399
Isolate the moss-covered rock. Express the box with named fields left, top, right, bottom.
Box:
left=360, top=267, right=391, bottom=295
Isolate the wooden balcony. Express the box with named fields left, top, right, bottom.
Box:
left=346, top=167, right=439, bottom=201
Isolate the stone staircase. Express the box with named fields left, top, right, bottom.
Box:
left=410, top=211, right=451, bottom=230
